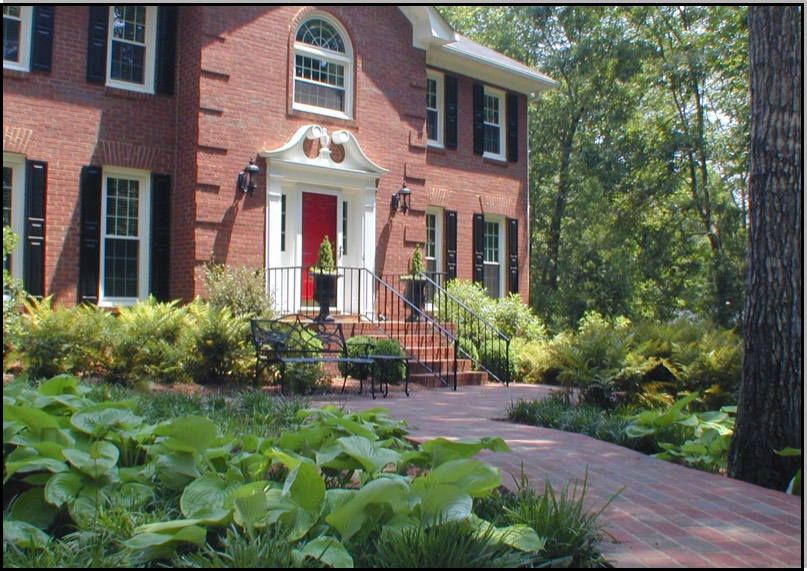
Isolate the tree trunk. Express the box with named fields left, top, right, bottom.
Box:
left=728, top=6, right=802, bottom=491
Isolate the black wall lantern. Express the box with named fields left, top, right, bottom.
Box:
left=237, top=157, right=260, bottom=196
left=391, top=181, right=412, bottom=213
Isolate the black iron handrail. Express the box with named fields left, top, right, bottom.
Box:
left=265, top=266, right=459, bottom=390
left=413, top=271, right=511, bottom=385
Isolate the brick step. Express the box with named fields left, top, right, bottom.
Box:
left=338, top=320, right=457, bottom=337
left=407, top=358, right=476, bottom=374
left=409, top=370, right=489, bottom=388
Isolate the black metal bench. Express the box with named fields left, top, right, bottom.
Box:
left=250, top=315, right=408, bottom=398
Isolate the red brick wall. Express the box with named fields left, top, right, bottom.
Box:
left=3, top=6, right=177, bottom=305
left=3, top=6, right=530, bottom=305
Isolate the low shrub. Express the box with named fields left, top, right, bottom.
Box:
left=107, top=297, right=190, bottom=385
left=339, top=335, right=375, bottom=380
left=182, top=300, right=253, bottom=386
left=203, top=262, right=275, bottom=319
left=371, top=337, right=407, bottom=385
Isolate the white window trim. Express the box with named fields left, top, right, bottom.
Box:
left=292, top=13, right=353, bottom=120
left=425, top=207, right=443, bottom=273
left=482, top=86, right=506, bottom=162
left=426, top=70, right=444, bottom=148
left=483, top=216, right=505, bottom=298
left=3, top=153, right=26, bottom=282
left=3, top=5, right=33, bottom=72
left=99, top=166, right=151, bottom=307
left=106, top=5, right=158, bottom=94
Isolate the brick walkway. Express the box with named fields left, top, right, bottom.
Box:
left=315, top=383, right=803, bottom=568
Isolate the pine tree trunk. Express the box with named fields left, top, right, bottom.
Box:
left=728, top=6, right=802, bottom=491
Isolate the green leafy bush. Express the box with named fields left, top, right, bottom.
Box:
left=479, top=338, right=514, bottom=384
left=625, top=392, right=736, bottom=472
left=339, top=335, right=375, bottom=380
left=182, top=300, right=252, bottom=386
left=15, top=297, right=115, bottom=379
left=107, top=297, right=190, bottom=385
left=204, top=262, right=275, bottom=319
left=371, top=337, right=407, bottom=385
left=3, top=227, right=25, bottom=367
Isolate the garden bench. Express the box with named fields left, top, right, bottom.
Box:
left=250, top=315, right=409, bottom=398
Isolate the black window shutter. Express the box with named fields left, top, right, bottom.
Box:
left=507, top=93, right=519, bottom=163
left=472, top=213, right=485, bottom=284
left=445, top=209, right=457, bottom=281
left=445, top=75, right=458, bottom=149
left=155, top=6, right=177, bottom=95
left=24, top=161, right=47, bottom=297
left=31, top=6, right=54, bottom=73
left=507, top=218, right=519, bottom=294
left=151, top=174, right=171, bottom=301
left=79, top=166, right=102, bottom=304
left=86, top=6, right=108, bottom=84
left=472, top=84, right=484, bottom=155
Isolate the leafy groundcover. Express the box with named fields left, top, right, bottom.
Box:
left=3, top=375, right=611, bottom=568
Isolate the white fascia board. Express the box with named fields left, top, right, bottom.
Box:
left=427, top=43, right=558, bottom=96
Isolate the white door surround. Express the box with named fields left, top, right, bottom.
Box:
left=259, top=125, right=388, bottom=314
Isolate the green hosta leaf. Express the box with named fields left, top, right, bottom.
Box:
left=4, top=447, right=68, bottom=482
left=154, top=416, right=219, bottom=455
left=62, top=441, right=119, bottom=478
left=418, top=484, right=473, bottom=526
left=326, top=477, right=411, bottom=541
left=71, top=403, right=142, bottom=437
left=413, top=459, right=501, bottom=498
left=3, top=520, right=51, bottom=549
left=44, top=471, right=83, bottom=507
left=295, top=536, right=354, bottom=568
left=155, top=451, right=201, bottom=490
left=233, top=488, right=269, bottom=530
left=133, top=509, right=231, bottom=536
left=3, top=404, right=60, bottom=437
left=473, top=518, right=545, bottom=553
left=277, top=425, right=331, bottom=453
left=283, top=462, right=325, bottom=510
left=335, top=435, right=401, bottom=474
left=10, top=487, right=57, bottom=529
left=420, top=437, right=511, bottom=467
left=328, top=416, right=376, bottom=440
left=37, top=374, right=92, bottom=397
left=181, top=472, right=244, bottom=517
left=125, top=525, right=208, bottom=564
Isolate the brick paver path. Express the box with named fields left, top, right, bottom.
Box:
left=315, top=383, right=803, bottom=568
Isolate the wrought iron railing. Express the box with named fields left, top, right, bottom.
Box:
left=415, top=272, right=511, bottom=385
left=265, top=266, right=459, bottom=389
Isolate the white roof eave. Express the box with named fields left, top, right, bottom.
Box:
left=428, top=42, right=558, bottom=96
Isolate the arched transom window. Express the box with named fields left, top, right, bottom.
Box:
left=293, top=15, right=353, bottom=119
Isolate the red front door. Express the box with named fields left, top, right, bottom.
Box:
left=302, top=192, right=337, bottom=301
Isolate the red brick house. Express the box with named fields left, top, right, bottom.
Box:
left=3, top=5, right=555, bottom=313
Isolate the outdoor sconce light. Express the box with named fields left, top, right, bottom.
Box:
left=237, top=157, right=260, bottom=196
left=391, top=182, right=412, bottom=213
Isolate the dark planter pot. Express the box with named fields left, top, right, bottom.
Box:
left=312, top=272, right=340, bottom=322
left=403, top=277, right=428, bottom=321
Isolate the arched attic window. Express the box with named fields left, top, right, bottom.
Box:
left=293, top=15, right=353, bottom=120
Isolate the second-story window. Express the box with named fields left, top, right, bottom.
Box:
left=293, top=15, right=353, bottom=119
left=426, top=71, right=444, bottom=146
left=483, top=88, right=505, bottom=159
left=3, top=6, right=32, bottom=71
left=108, top=6, right=156, bottom=92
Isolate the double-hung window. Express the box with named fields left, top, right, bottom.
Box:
left=293, top=15, right=353, bottom=119
left=3, top=6, right=32, bottom=71
left=107, top=5, right=157, bottom=92
left=100, top=168, right=151, bottom=305
left=3, top=154, right=25, bottom=280
left=483, top=218, right=503, bottom=298
left=483, top=87, right=505, bottom=160
left=426, top=71, right=444, bottom=146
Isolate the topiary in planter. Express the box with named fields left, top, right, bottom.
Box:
left=311, top=236, right=340, bottom=321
